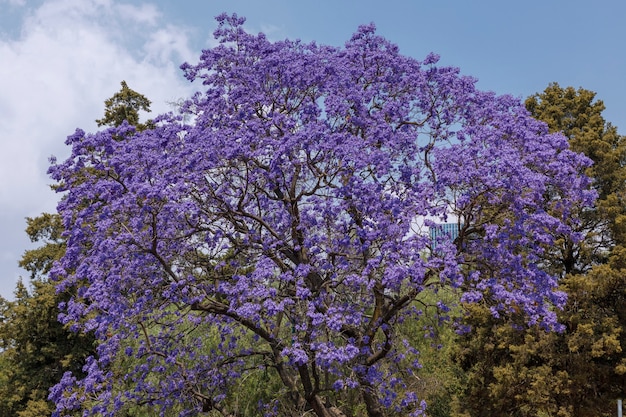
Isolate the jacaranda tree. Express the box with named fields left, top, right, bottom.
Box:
left=48, top=14, right=595, bottom=417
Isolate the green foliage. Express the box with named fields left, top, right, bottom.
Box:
left=526, top=83, right=626, bottom=271
left=454, top=84, right=626, bottom=417
left=0, top=81, right=154, bottom=417
left=456, top=265, right=626, bottom=417
left=456, top=304, right=575, bottom=417
left=525, top=83, right=626, bottom=202
left=19, top=213, right=65, bottom=280
left=0, top=214, right=95, bottom=417
left=96, top=80, right=153, bottom=131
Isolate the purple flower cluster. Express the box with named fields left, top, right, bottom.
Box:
left=48, top=13, right=594, bottom=417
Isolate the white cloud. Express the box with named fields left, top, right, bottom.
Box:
left=114, top=2, right=161, bottom=26
left=0, top=0, right=197, bottom=298
left=144, top=24, right=196, bottom=66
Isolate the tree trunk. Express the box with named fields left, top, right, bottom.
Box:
left=360, top=384, right=385, bottom=417
left=308, top=394, right=336, bottom=417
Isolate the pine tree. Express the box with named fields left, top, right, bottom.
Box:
left=96, top=80, right=153, bottom=131
left=456, top=84, right=626, bottom=417
left=0, top=82, right=154, bottom=416
left=0, top=215, right=94, bottom=417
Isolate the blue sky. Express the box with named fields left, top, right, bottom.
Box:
left=1, top=0, right=625, bottom=299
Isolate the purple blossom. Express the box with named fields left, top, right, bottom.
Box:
left=48, top=14, right=594, bottom=417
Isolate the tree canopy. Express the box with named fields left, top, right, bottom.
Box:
left=95, top=80, right=152, bottom=131
left=455, top=84, right=626, bottom=417
left=0, top=214, right=94, bottom=417
left=0, top=80, right=155, bottom=417
left=48, top=14, right=594, bottom=417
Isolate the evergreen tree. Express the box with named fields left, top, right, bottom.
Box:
left=0, top=82, right=154, bottom=416
left=0, top=215, right=94, bottom=417
left=96, top=80, right=153, bottom=131
left=456, top=84, right=626, bottom=417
